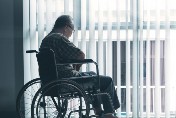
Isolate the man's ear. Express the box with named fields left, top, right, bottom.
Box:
left=63, top=27, right=67, bottom=33
left=64, top=26, right=68, bottom=32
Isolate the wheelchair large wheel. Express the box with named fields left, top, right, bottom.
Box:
left=31, top=79, right=91, bottom=118
left=16, top=78, right=41, bottom=118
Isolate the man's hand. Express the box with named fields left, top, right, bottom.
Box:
left=73, top=64, right=82, bottom=71
left=73, top=50, right=85, bottom=71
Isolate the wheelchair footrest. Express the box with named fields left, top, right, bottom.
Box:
left=91, top=92, right=115, bottom=113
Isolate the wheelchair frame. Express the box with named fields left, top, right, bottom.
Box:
left=16, top=48, right=114, bottom=118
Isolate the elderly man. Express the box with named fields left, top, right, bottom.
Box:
left=40, top=15, right=120, bottom=118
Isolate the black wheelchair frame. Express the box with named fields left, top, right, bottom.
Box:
left=16, top=48, right=114, bottom=118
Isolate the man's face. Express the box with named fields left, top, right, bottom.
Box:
left=65, top=24, right=75, bottom=38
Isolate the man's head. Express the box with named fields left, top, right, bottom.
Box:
left=53, top=15, right=75, bottom=38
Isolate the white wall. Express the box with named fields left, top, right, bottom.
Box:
left=0, top=0, right=23, bottom=117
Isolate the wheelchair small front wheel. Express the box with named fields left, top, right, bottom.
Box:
left=31, top=79, right=91, bottom=118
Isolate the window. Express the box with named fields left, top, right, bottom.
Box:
left=23, top=0, right=176, bottom=117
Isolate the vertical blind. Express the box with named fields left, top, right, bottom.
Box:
left=23, top=0, right=176, bottom=117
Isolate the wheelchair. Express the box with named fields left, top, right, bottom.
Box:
left=16, top=48, right=114, bottom=118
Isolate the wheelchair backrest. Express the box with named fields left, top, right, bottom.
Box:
left=36, top=48, right=58, bottom=84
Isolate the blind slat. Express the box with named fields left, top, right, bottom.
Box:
left=80, top=0, right=87, bottom=72
left=38, top=0, right=44, bottom=48
left=164, top=0, right=171, bottom=117
left=23, top=0, right=31, bottom=84
left=126, top=0, right=131, bottom=117
left=132, top=0, right=138, bottom=117
left=73, top=0, right=78, bottom=47
left=64, top=0, right=69, bottom=14
left=146, top=0, right=151, bottom=117
left=146, top=41, right=151, bottom=118
left=139, top=0, right=144, bottom=117
left=89, top=0, right=96, bottom=71
left=24, top=2, right=32, bottom=116
left=30, top=0, right=38, bottom=79
left=55, top=0, right=61, bottom=18
left=98, top=0, right=104, bottom=75
left=46, top=0, right=53, bottom=34
left=106, top=0, right=113, bottom=77
left=116, top=0, right=121, bottom=116
left=154, top=0, right=161, bottom=117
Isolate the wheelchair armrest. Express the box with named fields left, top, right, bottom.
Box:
left=57, top=59, right=95, bottom=65
left=57, top=59, right=100, bottom=90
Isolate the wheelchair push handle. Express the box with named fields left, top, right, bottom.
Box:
left=26, top=50, right=38, bottom=53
